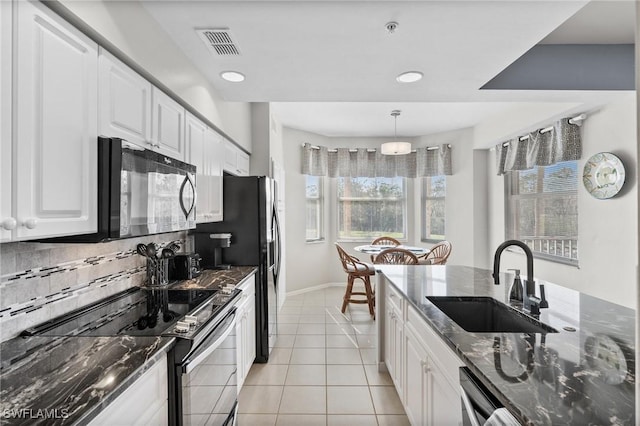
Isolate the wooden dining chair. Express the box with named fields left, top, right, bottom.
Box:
left=371, top=236, right=401, bottom=246
left=373, top=248, right=419, bottom=265
left=417, top=241, right=452, bottom=265
left=369, top=236, right=401, bottom=262
left=335, top=243, right=376, bottom=318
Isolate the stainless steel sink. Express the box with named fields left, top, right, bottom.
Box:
left=426, top=296, right=558, bottom=334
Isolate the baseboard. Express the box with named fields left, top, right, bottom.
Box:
left=286, top=282, right=343, bottom=297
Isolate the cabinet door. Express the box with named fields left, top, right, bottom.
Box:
left=205, top=128, right=224, bottom=221
left=98, top=49, right=151, bottom=145
left=223, top=139, right=237, bottom=174
left=89, top=355, right=168, bottom=425
left=151, top=88, right=185, bottom=160
left=185, top=113, right=209, bottom=223
left=236, top=150, right=250, bottom=176
left=385, top=303, right=403, bottom=399
left=428, top=359, right=462, bottom=426
left=14, top=0, right=98, bottom=240
left=0, top=0, right=13, bottom=241
left=404, top=326, right=429, bottom=426
left=244, top=292, right=256, bottom=375
left=235, top=300, right=247, bottom=388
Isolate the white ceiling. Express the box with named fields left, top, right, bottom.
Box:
left=142, top=0, right=635, bottom=138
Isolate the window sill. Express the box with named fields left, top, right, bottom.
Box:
left=305, top=239, right=325, bottom=245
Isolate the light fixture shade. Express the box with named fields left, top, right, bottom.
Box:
left=381, top=141, right=412, bottom=155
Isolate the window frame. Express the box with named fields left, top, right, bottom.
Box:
left=421, top=175, right=446, bottom=243
left=336, top=176, right=408, bottom=242
left=305, top=175, right=324, bottom=243
left=504, top=161, right=579, bottom=266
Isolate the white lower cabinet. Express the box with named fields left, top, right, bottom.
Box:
left=384, top=301, right=404, bottom=401
left=89, top=354, right=168, bottom=425
left=383, top=279, right=463, bottom=426
left=236, top=274, right=257, bottom=389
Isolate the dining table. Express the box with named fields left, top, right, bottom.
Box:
left=353, top=244, right=431, bottom=256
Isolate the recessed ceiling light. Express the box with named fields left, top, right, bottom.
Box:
left=396, top=71, right=423, bottom=83
left=220, top=71, right=245, bottom=82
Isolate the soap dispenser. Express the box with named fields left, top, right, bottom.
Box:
left=508, top=269, right=524, bottom=303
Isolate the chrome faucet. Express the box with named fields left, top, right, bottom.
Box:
left=493, top=240, right=541, bottom=314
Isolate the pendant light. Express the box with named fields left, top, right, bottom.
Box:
left=381, top=110, right=412, bottom=155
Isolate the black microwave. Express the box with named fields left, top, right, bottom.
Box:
left=45, top=138, right=197, bottom=242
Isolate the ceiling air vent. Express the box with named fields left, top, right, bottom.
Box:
left=197, top=29, right=240, bottom=56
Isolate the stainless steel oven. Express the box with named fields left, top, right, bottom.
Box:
left=175, top=307, right=238, bottom=426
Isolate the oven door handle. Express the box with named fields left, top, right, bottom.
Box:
left=460, top=386, right=482, bottom=426
left=182, top=308, right=237, bottom=374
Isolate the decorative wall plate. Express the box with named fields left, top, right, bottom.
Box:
left=582, top=152, right=625, bottom=199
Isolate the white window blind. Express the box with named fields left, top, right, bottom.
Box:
left=421, top=176, right=446, bottom=242
left=305, top=175, right=324, bottom=242
left=505, top=160, right=578, bottom=264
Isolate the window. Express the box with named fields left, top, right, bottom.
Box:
left=305, top=175, right=323, bottom=241
left=422, top=176, right=446, bottom=242
left=505, top=160, right=578, bottom=264
left=337, top=177, right=406, bottom=241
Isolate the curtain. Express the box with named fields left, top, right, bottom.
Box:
left=301, top=143, right=452, bottom=177
left=495, top=118, right=582, bottom=175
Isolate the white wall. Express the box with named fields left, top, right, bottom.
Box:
left=487, top=94, right=637, bottom=308
left=56, top=0, right=252, bottom=150
left=283, top=127, right=336, bottom=292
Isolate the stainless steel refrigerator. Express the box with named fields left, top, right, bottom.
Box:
left=195, top=176, right=281, bottom=363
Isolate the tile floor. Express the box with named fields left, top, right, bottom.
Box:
left=238, top=286, right=409, bottom=426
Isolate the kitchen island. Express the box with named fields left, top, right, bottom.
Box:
left=376, top=265, right=635, bottom=425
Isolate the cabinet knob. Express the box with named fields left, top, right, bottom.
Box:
left=1, top=217, right=17, bottom=230
left=22, top=218, right=38, bottom=229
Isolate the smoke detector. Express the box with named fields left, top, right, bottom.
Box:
left=385, top=21, right=398, bottom=34
left=196, top=28, right=240, bottom=55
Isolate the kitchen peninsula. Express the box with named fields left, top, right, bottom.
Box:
left=376, top=264, right=635, bottom=425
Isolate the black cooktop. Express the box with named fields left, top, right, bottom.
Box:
left=22, top=287, right=236, bottom=338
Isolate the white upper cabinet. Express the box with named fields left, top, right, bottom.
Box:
left=13, top=0, right=98, bottom=240
left=0, top=1, right=13, bottom=242
left=223, top=139, right=250, bottom=176
left=186, top=112, right=224, bottom=223
left=151, top=88, right=185, bottom=161
left=98, top=48, right=151, bottom=145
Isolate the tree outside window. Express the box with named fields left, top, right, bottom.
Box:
left=422, top=176, right=446, bottom=242
left=305, top=175, right=324, bottom=242
left=506, top=160, right=578, bottom=264
left=337, top=177, right=406, bottom=241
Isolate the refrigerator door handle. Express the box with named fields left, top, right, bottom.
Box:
left=272, top=205, right=282, bottom=281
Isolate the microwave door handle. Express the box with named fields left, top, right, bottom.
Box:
left=179, top=174, right=195, bottom=220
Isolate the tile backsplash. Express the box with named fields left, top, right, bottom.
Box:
left=0, top=231, right=193, bottom=342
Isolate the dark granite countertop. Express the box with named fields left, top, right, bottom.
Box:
left=168, top=266, right=257, bottom=290
left=0, top=335, right=174, bottom=425
left=377, top=265, right=635, bottom=425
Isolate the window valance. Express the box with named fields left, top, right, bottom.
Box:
left=495, top=117, right=582, bottom=175
left=301, top=143, right=452, bottom=178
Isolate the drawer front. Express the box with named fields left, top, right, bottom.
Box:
left=386, top=281, right=404, bottom=314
